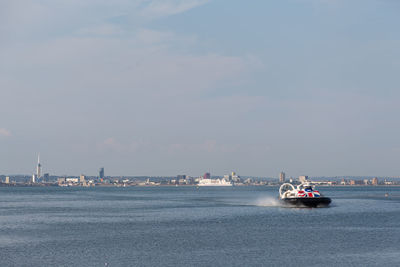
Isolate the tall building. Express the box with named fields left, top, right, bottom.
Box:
left=203, top=172, right=211, bottom=179
left=5, top=176, right=10, bottom=184
left=279, top=172, right=286, bottom=183
left=99, top=168, right=105, bottom=179
left=372, top=177, right=378, bottom=185
left=80, top=174, right=86, bottom=183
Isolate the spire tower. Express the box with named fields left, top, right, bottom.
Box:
left=36, top=153, right=41, bottom=179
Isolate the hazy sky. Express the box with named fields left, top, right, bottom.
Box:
left=1, top=0, right=400, bottom=177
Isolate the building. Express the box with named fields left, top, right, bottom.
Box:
left=203, top=173, right=211, bottom=179
left=384, top=179, right=393, bottom=185
left=99, top=168, right=105, bottom=179
left=32, top=174, right=37, bottom=183
left=80, top=174, right=86, bottom=183
left=350, top=180, right=364, bottom=185
left=58, top=177, right=66, bottom=185
left=244, top=178, right=253, bottom=184
left=185, top=176, right=194, bottom=184
left=299, top=175, right=308, bottom=183
left=66, top=177, right=79, bottom=183
left=279, top=172, right=286, bottom=183
left=231, top=172, right=241, bottom=182
left=372, top=177, right=378, bottom=185
left=5, top=176, right=10, bottom=184
left=176, top=175, right=186, bottom=184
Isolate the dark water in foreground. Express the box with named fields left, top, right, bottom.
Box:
left=0, top=186, right=400, bottom=266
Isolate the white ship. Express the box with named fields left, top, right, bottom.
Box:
left=198, top=178, right=233, bottom=186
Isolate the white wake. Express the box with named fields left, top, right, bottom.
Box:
left=254, top=196, right=282, bottom=207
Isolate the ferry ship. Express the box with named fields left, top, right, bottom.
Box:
left=198, top=178, right=233, bottom=186
left=279, top=182, right=331, bottom=207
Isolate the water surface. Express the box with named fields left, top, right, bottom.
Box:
left=0, top=186, right=399, bottom=266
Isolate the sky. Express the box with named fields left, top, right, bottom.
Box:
left=1, top=0, right=400, bottom=177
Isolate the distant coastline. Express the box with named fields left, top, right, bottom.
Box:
left=1, top=174, right=400, bottom=188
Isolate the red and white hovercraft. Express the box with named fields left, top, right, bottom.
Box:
left=279, top=182, right=331, bottom=207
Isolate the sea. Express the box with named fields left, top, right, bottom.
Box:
left=0, top=186, right=399, bottom=266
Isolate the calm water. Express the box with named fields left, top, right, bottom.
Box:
left=0, top=186, right=400, bottom=266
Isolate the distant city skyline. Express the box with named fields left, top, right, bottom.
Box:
left=4, top=154, right=400, bottom=179
left=1, top=0, right=400, bottom=176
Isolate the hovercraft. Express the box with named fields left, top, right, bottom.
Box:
left=279, top=182, right=331, bottom=207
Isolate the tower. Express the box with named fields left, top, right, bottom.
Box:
left=36, top=154, right=41, bottom=179
left=279, top=172, right=285, bottom=183
left=99, top=167, right=105, bottom=179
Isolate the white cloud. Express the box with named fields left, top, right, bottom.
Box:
left=2, top=31, right=251, bottom=99
left=140, top=0, right=210, bottom=19
left=0, top=0, right=247, bottom=101
left=0, top=128, right=11, bottom=137
left=97, top=137, right=149, bottom=154
left=76, top=24, right=126, bottom=37
left=97, top=137, right=124, bottom=152
left=96, top=137, right=268, bottom=158
left=0, top=0, right=210, bottom=38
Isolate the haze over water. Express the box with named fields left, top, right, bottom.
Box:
left=1, top=186, right=399, bottom=266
